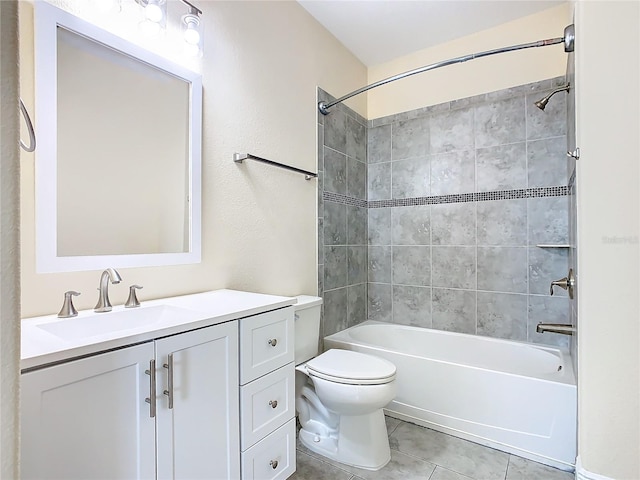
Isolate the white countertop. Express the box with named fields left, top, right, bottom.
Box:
left=21, top=289, right=296, bottom=371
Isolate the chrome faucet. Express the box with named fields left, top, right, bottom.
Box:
left=94, top=268, right=122, bottom=312
left=536, top=323, right=576, bottom=335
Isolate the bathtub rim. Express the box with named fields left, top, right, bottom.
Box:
left=324, top=320, right=576, bottom=387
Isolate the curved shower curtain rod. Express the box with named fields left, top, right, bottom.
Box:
left=318, top=24, right=575, bottom=115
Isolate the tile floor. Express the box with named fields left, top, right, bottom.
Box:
left=292, top=416, right=574, bottom=480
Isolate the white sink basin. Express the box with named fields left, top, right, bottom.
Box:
left=38, top=305, right=204, bottom=340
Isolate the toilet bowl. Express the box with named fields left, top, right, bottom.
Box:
left=293, top=297, right=397, bottom=470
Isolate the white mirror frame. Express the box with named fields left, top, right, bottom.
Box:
left=35, top=2, right=202, bottom=273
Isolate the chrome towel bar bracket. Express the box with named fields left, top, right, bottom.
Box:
left=234, top=153, right=318, bottom=180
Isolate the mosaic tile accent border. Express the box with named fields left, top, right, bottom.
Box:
left=323, top=191, right=368, bottom=208
left=323, top=186, right=569, bottom=208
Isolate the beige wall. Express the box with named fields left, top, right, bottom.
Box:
left=367, top=3, right=572, bottom=119
left=0, top=1, right=21, bottom=476
left=575, top=1, right=640, bottom=478
left=20, top=0, right=366, bottom=317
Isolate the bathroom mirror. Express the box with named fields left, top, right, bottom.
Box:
left=34, top=2, right=202, bottom=273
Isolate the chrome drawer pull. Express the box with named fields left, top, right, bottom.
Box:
left=270, top=460, right=278, bottom=470
left=163, top=353, right=174, bottom=409
left=268, top=338, right=278, bottom=347
left=269, top=400, right=278, bottom=409
left=144, top=359, right=156, bottom=418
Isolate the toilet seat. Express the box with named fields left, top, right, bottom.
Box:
left=305, top=349, right=396, bottom=385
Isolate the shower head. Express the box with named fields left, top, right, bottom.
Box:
left=534, top=83, right=571, bottom=111
left=534, top=97, right=551, bottom=111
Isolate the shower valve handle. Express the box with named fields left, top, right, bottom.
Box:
left=550, top=269, right=575, bottom=299
left=550, top=278, right=569, bottom=294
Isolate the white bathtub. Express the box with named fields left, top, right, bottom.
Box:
left=324, top=321, right=576, bottom=471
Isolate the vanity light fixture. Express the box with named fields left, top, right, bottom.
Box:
left=181, top=0, right=203, bottom=56
left=133, top=0, right=204, bottom=54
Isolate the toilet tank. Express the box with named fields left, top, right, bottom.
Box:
left=294, top=295, right=323, bottom=364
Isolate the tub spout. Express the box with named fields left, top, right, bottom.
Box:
left=536, top=323, right=576, bottom=335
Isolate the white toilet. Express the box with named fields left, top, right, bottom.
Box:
left=294, top=296, right=397, bottom=471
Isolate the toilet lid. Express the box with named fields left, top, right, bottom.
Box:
left=305, top=349, right=396, bottom=385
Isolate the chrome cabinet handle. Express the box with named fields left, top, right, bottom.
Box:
left=268, top=338, right=278, bottom=347
left=269, top=400, right=278, bottom=409
left=269, top=460, right=278, bottom=470
left=145, top=359, right=156, bottom=418
left=163, top=353, right=174, bottom=409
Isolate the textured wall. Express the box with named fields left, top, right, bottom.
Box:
left=19, top=1, right=367, bottom=317
left=0, top=1, right=21, bottom=476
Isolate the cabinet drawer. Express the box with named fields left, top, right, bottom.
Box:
left=240, top=307, right=294, bottom=385
left=241, top=418, right=296, bottom=480
left=241, top=364, right=294, bottom=450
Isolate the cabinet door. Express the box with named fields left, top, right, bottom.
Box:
left=156, top=321, right=240, bottom=480
left=21, top=342, right=156, bottom=480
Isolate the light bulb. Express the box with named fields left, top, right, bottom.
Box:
left=184, top=25, right=200, bottom=45
left=145, top=3, right=163, bottom=23
left=182, top=15, right=201, bottom=45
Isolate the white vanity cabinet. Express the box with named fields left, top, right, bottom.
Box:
left=155, top=321, right=240, bottom=479
left=239, top=307, right=296, bottom=480
left=21, top=320, right=240, bottom=480
left=21, top=342, right=157, bottom=479
left=20, top=290, right=299, bottom=480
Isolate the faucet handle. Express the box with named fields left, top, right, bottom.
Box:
left=550, top=268, right=576, bottom=299
left=58, top=291, right=81, bottom=318
left=125, top=285, right=143, bottom=308
left=549, top=278, right=569, bottom=295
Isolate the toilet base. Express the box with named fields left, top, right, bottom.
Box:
left=298, top=409, right=391, bottom=471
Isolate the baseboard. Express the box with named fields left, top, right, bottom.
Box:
left=576, top=456, right=614, bottom=480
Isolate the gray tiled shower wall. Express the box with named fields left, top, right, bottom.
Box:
left=319, top=77, right=571, bottom=347
left=318, top=89, right=369, bottom=339
left=566, top=53, right=579, bottom=373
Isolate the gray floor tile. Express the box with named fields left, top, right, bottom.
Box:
left=429, top=466, right=474, bottom=480
left=291, top=451, right=353, bottom=480
left=345, top=449, right=436, bottom=479
left=297, top=418, right=569, bottom=480
left=506, top=455, right=574, bottom=480
left=389, top=423, right=509, bottom=480
left=385, top=415, right=402, bottom=436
